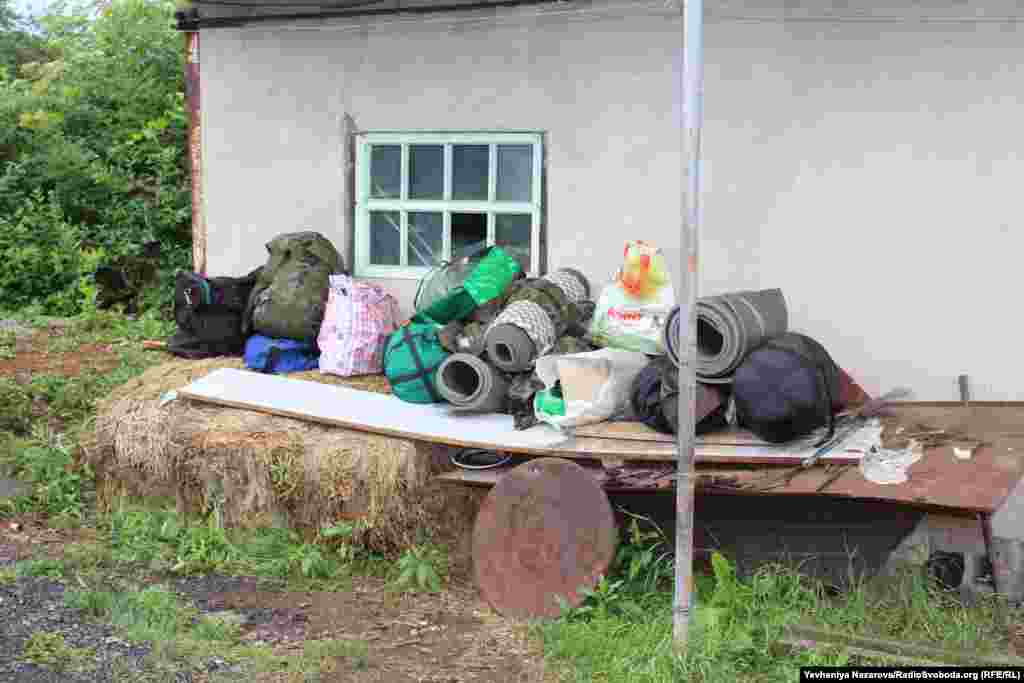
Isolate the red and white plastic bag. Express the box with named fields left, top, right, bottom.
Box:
left=318, top=275, right=400, bottom=377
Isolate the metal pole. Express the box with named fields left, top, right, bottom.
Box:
left=674, top=0, right=704, bottom=648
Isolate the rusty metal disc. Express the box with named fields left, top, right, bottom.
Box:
left=472, top=457, right=618, bottom=620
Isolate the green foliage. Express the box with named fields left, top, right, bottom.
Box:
left=22, top=631, right=95, bottom=671
left=390, top=543, right=447, bottom=594
left=171, top=514, right=238, bottom=574
left=15, top=557, right=68, bottom=579
left=299, top=639, right=370, bottom=673
left=111, top=586, right=196, bottom=642
left=1, top=427, right=87, bottom=519
left=555, top=511, right=675, bottom=621
left=0, top=329, right=15, bottom=359
left=104, top=507, right=363, bottom=582
left=614, top=510, right=675, bottom=593
left=540, top=550, right=1015, bottom=682
left=107, top=506, right=180, bottom=564
left=0, top=376, right=33, bottom=433
left=106, top=506, right=239, bottom=574
left=65, top=588, right=116, bottom=617
left=0, top=0, right=190, bottom=316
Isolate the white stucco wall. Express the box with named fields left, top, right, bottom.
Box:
left=200, top=0, right=1023, bottom=400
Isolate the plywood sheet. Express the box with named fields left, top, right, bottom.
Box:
left=576, top=421, right=797, bottom=446
left=577, top=418, right=861, bottom=447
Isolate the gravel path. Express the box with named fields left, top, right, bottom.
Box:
left=0, top=577, right=154, bottom=682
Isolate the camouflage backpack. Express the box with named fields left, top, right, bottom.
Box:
left=243, top=232, right=345, bottom=343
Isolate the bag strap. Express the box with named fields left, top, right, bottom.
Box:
left=813, top=363, right=836, bottom=447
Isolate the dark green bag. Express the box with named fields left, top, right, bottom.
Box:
left=244, top=231, right=345, bottom=342
left=383, top=322, right=450, bottom=404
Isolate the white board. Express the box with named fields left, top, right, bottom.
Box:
left=178, top=368, right=570, bottom=452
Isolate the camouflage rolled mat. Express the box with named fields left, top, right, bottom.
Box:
left=485, top=322, right=537, bottom=373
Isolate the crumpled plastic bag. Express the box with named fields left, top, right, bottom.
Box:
left=589, top=240, right=675, bottom=355
left=533, top=348, right=649, bottom=429
left=463, top=246, right=522, bottom=306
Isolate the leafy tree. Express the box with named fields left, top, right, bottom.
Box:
left=0, top=0, right=190, bottom=316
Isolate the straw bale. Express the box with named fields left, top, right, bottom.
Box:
left=84, top=357, right=480, bottom=555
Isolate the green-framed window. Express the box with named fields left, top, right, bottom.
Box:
left=354, top=132, right=543, bottom=279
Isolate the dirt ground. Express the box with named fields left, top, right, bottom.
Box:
left=0, top=322, right=123, bottom=381
left=0, top=327, right=553, bottom=683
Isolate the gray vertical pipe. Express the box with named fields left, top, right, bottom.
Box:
left=674, top=0, right=704, bottom=648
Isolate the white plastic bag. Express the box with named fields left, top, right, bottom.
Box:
left=534, top=348, right=649, bottom=429
left=589, top=240, right=676, bottom=354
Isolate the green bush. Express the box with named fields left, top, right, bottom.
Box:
left=0, top=0, right=190, bottom=317
left=0, top=376, right=33, bottom=433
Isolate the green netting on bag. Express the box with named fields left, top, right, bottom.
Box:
left=464, top=246, right=522, bottom=306
left=412, top=287, right=477, bottom=326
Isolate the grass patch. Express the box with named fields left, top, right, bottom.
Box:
left=103, top=506, right=376, bottom=587
left=21, top=631, right=95, bottom=672
left=1, top=428, right=88, bottom=520
left=15, top=557, right=68, bottom=579
left=388, top=543, right=448, bottom=594
left=44, top=309, right=176, bottom=353
left=297, top=638, right=371, bottom=673
left=0, top=330, right=16, bottom=361
left=539, top=554, right=1013, bottom=682
left=65, top=588, right=116, bottom=618
left=0, top=378, right=33, bottom=434
left=64, top=581, right=371, bottom=678
left=0, top=567, right=16, bottom=584
left=538, top=511, right=1013, bottom=681
left=0, top=310, right=174, bottom=524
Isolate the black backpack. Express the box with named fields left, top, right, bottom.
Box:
left=630, top=356, right=728, bottom=436
left=732, top=332, right=842, bottom=444
left=167, top=268, right=262, bottom=359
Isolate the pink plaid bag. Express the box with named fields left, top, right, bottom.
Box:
left=318, top=275, right=400, bottom=377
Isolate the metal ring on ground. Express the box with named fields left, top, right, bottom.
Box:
left=449, top=449, right=513, bottom=470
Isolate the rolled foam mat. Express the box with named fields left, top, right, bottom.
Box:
left=664, top=289, right=788, bottom=384
left=435, top=353, right=510, bottom=413
left=485, top=323, right=539, bottom=373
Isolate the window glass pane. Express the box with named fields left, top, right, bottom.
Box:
left=370, top=145, right=401, bottom=199
left=409, top=145, right=443, bottom=199
left=497, top=145, right=533, bottom=202
left=495, top=214, right=532, bottom=271
left=451, top=213, right=487, bottom=257
left=369, top=211, right=401, bottom=265
left=408, top=211, right=443, bottom=267
left=452, top=145, right=489, bottom=200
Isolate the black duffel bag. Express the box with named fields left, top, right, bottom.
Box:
left=167, top=268, right=262, bottom=359
left=732, top=332, right=842, bottom=445
left=631, top=356, right=728, bottom=436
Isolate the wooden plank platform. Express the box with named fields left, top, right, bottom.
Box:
left=178, top=369, right=1024, bottom=513
left=438, top=402, right=1024, bottom=513
left=177, top=368, right=861, bottom=465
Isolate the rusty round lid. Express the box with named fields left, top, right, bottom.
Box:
left=472, top=457, right=618, bottom=620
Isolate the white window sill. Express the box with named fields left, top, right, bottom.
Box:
left=355, top=266, right=432, bottom=280
left=355, top=266, right=540, bottom=281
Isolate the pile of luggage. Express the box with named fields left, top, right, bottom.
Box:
left=168, top=231, right=397, bottom=376
left=166, top=231, right=862, bottom=449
